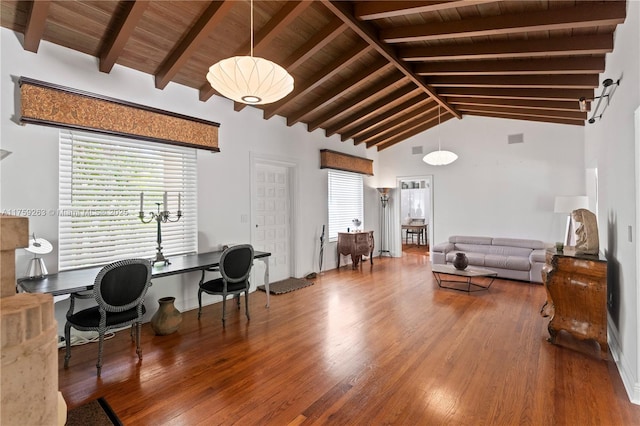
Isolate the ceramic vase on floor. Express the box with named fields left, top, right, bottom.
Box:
left=453, top=252, right=469, bottom=270
left=150, top=297, right=182, bottom=335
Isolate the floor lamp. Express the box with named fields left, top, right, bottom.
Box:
left=554, top=195, right=588, bottom=246
left=377, top=188, right=392, bottom=257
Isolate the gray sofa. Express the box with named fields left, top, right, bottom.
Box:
left=432, top=236, right=547, bottom=283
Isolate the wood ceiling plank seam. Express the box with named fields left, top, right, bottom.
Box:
left=450, top=97, right=587, bottom=112
left=399, top=33, right=615, bottom=61
left=325, top=85, right=422, bottom=137
left=380, top=2, right=627, bottom=43
left=363, top=111, right=440, bottom=147
left=281, top=19, right=346, bottom=71
left=321, top=0, right=461, bottom=120
left=23, top=0, right=51, bottom=52
left=354, top=1, right=495, bottom=21
left=263, top=42, right=372, bottom=120
left=306, top=72, right=408, bottom=132
left=346, top=96, right=434, bottom=143
left=232, top=1, right=314, bottom=112
left=99, top=0, right=150, bottom=74
left=155, top=1, right=236, bottom=89
left=426, top=74, right=600, bottom=89
left=286, top=58, right=391, bottom=126
left=462, top=110, right=584, bottom=126
left=353, top=103, right=438, bottom=145
left=439, top=87, right=594, bottom=102
left=457, top=105, right=587, bottom=121
left=414, top=56, right=606, bottom=75
left=375, top=114, right=455, bottom=151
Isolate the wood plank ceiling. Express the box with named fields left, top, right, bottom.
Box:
left=0, top=1, right=627, bottom=151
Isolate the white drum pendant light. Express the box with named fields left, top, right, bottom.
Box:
left=423, top=105, right=458, bottom=166
left=206, top=0, right=294, bottom=105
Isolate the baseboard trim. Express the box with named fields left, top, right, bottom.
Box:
left=608, top=319, right=640, bottom=405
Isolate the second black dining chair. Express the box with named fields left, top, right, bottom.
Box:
left=198, top=244, right=254, bottom=326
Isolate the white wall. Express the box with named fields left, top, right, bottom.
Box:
left=584, top=0, right=640, bottom=403
left=378, top=115, right=586, bottom=249
left=0, top=28, right=379, bottom=335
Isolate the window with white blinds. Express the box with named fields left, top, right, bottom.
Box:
left=328, top=169, right=363, bottom=242
left=59, top=130, right=197, bottom=271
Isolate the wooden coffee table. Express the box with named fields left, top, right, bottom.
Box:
left=432, top=264, right=498, bottom=292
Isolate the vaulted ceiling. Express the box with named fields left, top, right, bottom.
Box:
left=0, top=1, right=627, bottom=150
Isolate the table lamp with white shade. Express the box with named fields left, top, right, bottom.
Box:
left=24, top=233, right=53, bottom=278
left=554, top=196, right=589, bottom=246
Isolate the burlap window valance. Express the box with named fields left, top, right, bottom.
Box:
left=19, top=77, right=220, bottom=152
left=320, top=149, right=373, bottom=176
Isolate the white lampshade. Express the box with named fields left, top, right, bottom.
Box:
left=422, top=150, right=458, bottom=166
left=554, top=195, right=588, bottom=213
left=206, top=56, right=294, bottom=105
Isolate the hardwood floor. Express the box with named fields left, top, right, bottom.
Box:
left=58, top=252, right=640, bottom=425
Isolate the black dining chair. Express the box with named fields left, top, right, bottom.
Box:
left=198, top=244, right=254, bottom=326
left=64, top=258, right=152, bottom=376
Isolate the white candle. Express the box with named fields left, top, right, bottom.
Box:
left=140, top=192, right=144, bottom=212
left=163, top=191, right=168, bottom=212
left=178, top=193, right=181, bottom=212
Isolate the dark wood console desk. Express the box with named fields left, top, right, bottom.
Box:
left=18, top=250, right=273, bottom=306
left=337, top=231, right=374, bottom=268
left=540, top=248, right=608, bottom=359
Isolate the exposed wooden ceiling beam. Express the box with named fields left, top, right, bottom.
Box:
left=400, top=34, right=614, bottom=61
left=439, top=87, right=593, bottom=101
left=381, top=2, right=626, bottom=43
left=321, top=0, right=461, bottom=119
left=155, top=1, right=234, bottom=89
left=449, top=97, right=585, bottom=112
left=462, top=110, right=584, bottom=126
left=307, top=73, right=408, bottom=132
left=263, top=42, right=371, bottom=120
left=356, top=103, right=438, bottom=146
left=100, top=0, right=150, bottom=73
left=415, top=57, right=606, bottom=76
left=326, top=85, right=421, bottom=137
left=458, top=105, right=586, bottom=121
left=427, top=75, right=599, bottom=89
left=23, top=0, right=51, bottom=53
left=376, top=114, right=455, bottom=151
left=286, top=58, right=391, bottom=126
left=355, top=0, right=495, bottom=20
left=347, top=95, right=433, bottom=143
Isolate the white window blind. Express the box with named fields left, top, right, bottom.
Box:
left=328, top=169, right=363, bottom=241
left=59, top=130, right=197, bottom=270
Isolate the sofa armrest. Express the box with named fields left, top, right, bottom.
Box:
left=529, top=249, right=546, bottom=264
left=432, top=242, right=454, bottom=265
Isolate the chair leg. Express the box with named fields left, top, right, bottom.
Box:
left=197, top=289, right=203, bottom=319
left=64, top=322, right=72, bottom=368
left=96, top=330, right=105, bottom=377
left=244, top=291, right=250, bottom=321
left=135, top=322, right=143, bottom=360
left=236, top=294, right=240, bottom=309
left=221, top=295, right=227, bottom=326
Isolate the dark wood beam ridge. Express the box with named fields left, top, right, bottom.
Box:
left=400, top=34, right=614, bottom=62
left=439, top=87, right=594, bottom=102
left=381, top=2, right=627, bottom=43
left=415, top=57, right=606, bottom=76
left=462, top=110, right=585, bottom=126
left=155, top=1, right=234, bottom=89
left=376, top=114, right=455, bottom=151
left=355, top=104, right=438, bottom=146
left=263, top=42, right=372, bottom=120
left=23, top=0, right=51, bottom=53
left=450, top=97, right=588, bottom=112
left=458, top=105, right=587, bottom=121
left=321, top=0, right=461, bottom=119
left=426, top=75, right=599, bottom=90
left=307, top=72, right=407, bottom=132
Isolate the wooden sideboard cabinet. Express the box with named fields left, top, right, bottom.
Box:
left=540, top=248, right=608, bottom=359
left=337, top=231, right=374, bottom=269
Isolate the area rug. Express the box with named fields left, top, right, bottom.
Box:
left=66, top=397, right=123, bottom=426
left=258, top=278, right=314, bottom=295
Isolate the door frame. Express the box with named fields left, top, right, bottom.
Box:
left=394, top=175, right=434, bottom=256
left=250, top=152, right=299, bottom=279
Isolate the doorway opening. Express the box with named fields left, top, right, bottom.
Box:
left=397, top=176, right=433, bottom=257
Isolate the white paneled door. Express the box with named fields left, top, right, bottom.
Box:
left=252, top=162, right=292, bottom=282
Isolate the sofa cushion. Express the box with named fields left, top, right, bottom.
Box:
left=486, top=245, right=533, bottom=258
left=446, top=251, right=485, bottom=266
left=492, top=237, right=545, bottom=250
left=484, top=254, right=530, bottom=271
left=530, top=249, right=546, bottom=263
left=449, top=235, right=493, bottom=245
left=454, top=243, right=494, bottom=254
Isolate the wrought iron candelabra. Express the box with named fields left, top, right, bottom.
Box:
left=139, top=193, right=182, bottom=265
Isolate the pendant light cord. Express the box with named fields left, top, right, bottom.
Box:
left=437, top=105, right=442, bottom=152
left=250, top=0, right=254, bottom=58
